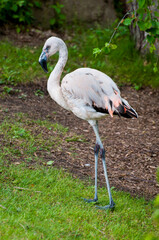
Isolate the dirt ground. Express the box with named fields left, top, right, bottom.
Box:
left=0, top=29, right=159, bottom=200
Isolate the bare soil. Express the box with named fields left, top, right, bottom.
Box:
left=0, top=29, right=159, bottom=200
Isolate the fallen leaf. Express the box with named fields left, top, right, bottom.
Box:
left=47, top=161, right=54, bottom=165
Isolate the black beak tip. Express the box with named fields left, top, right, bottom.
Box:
left=39, top=59, right=48, bottom=73
left=39, top=50, right=48, bottom=73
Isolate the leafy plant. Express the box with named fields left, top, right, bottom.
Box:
left=123, top=0, right=159, bottom=55
left=134, top=83, right=142, bottom=91
left=50, top=2, right=66, bottom=28
left=35, top=89, right=44, bottom=97
left=3, top=86, right=13, bottom=94
left=93, top=0, right=159, bottom=73
left=93, top=43, right=117, bottom=57
left=0, top=0, right=34, bottom=25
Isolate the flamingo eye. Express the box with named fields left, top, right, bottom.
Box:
left=45, top=46, right=50, bottom=52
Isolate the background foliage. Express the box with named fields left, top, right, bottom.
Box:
left=94, top=0, right=159, bottom=73
left=0, top=0, right=35, bottom=25
left=0, top=0, right=65, bottom=28
left=125, top=0, right=159, bottom=57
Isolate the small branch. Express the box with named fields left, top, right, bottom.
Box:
left=14, top=186, right=42, bottom=193
left=109, top=11, right=131, bottom=44
left=0, top=204, right=7, bottom=209
left=19, top=223, right=27, bottom=231
left=92, top=226, right=105, bottom=235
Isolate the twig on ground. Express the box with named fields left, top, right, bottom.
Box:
left=19, top=223, right=27, bottom=231
left=0, top=204, right=7, bottom=209
left=92, top=226, right=106, bottom=235
left=14, top=186, right=42, bottom=193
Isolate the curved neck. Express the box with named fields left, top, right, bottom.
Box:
left=47, top=40, right=69, bottom=110
left=48, top=41, right=68, bottom=86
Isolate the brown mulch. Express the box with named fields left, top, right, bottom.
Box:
left=0, top=28, right=159, bottom=200
left=0, top=83, right=159, bottom=200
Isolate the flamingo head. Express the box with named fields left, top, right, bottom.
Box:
left=39, top=37, right=60, bottom=73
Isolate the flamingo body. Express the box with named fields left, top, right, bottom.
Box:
left=39, top=37, right=138, bottom=210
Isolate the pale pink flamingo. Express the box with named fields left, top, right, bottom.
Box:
left=39, top=37, right=138, bottom=210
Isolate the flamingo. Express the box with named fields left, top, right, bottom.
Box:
left=39, top=36, right=138, bottom=210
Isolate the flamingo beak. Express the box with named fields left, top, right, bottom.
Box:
left=39, top=51, right=48, bottom=73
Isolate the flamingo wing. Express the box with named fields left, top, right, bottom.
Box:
left=61, top=68, right=125, bottom=119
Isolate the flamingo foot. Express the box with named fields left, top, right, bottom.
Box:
left=96, top=200, right=115, bottom=211
left=83, top=197, right=98, bottom=203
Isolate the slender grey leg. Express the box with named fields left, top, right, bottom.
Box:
left=92, top=122, right=115, bottom=210
left=94, top=143, right=99, bottom=201
left=84, top=143, right=99, bottom=203
left=84, top=122, right=99, bottom=203
left=97, top=148, right=115, bottom=210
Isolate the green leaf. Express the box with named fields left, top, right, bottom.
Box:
left=110, top=43, right=117, bottom=50
left=93, top=48, right=101, bottom=57
left=3, top=86, right=13, bottom=94
left=13, top=14, right=19, bottom=19
left=123, top=18, right=133, bottom=26
left=149, top=44, right=156, bottom=53
left=103, top=46, right=111, bottom=54
left=151, top=20, right=159, bottom=29
left=50, top=18, right=56, bottom=26
left=153, top=63, right=158, bottom=73
left=137, top=8, right=145, bottom=16
left=138, top=20, right=152, bottom=31
left=134, top=84, right=142, bottom=91
left=146, top=35, right=155, bottom=44
left=137, top=21, right=145, bottom=31
left=18, top=1, right=25, bottom=7
left=16, top=27, right=21, bottom=34
left=34, top=1, right=41, bottom=8
left=138, top=13, right=144, bottom=21
left=47, top=161, right=54, bottom=165
left=138, top=0, right=145, bottom=8
left=153, top=66, right=158, bottom=73
left=154, top=11, right=159, bottom=17
left=147, top=28, right=159, bottom=35
left=59, top=14, right=66, bottom=20
left=105, top=42, right=110, bottom=47
left=11, top=5, right=18, bottom=12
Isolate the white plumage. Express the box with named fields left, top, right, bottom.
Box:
left=39, top=36, right=138, bottom=210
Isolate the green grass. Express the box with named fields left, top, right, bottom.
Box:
left=0, top=112, right=157, bottom=239
left=0, top=26, right=158, bottom=88
left=0, top=164, right=155, bottom=240
left=0, top=113, right=68, bottom=163
left=0, top=41, right=44, bottom=85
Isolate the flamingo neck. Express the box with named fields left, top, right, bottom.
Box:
left=47, top=41, right=69, bottom=110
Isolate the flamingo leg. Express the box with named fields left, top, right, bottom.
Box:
left=85, top=121, right=115, bottom=210
left=84, top=142, right=99, bottom=203
left=94, top=143, right=99, bottom=201
left=98, top=148, right=115, bottom=210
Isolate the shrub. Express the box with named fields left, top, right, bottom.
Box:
left=0, top=0, right=34, bottom=25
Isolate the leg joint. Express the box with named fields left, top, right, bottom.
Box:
left=100, top=148, right=105, bottom=158
left=94, top=143, right=100, bottom=154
